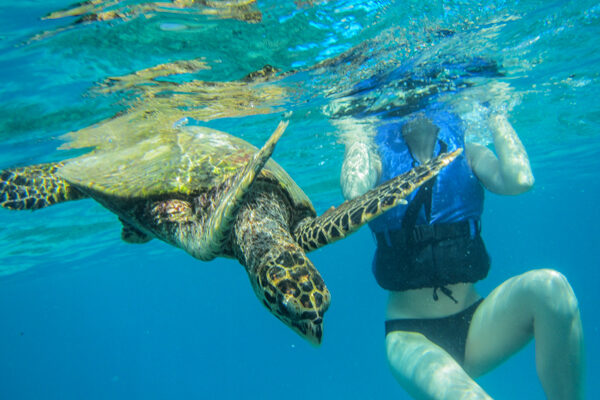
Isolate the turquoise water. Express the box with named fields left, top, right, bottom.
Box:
left=0, top=0, right=599, bottom=398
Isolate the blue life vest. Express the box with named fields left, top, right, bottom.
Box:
left=368, top=106, right=490, bottom=292
left=369, top=107, right=484, bottom=233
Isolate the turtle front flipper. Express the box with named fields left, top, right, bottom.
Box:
left=198, top=121, right=288, bottom=260
left=294, top=149, right=462, bottom=252
left=0, top=163, right=87, bottom=210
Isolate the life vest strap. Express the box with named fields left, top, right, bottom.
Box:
left=375, top=220, right=480, bottom=248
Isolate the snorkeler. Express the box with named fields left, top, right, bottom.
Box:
left=337, top=85, right=585, bottom=399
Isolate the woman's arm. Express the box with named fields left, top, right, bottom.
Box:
left=335, top=117, right=382, bottom=200
left=466, top=114, right=534, bottom=195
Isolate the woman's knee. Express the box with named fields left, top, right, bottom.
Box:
left=520, top=269, right=579, bottom=318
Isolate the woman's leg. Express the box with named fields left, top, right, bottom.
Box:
left=386, top=331, right=492, bottom=400
left=464, top=269, right=584, bottom=400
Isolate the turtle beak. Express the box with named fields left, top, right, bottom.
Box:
left=290, top=316, right=323, bottom=346
left=273, top=288, right=329, bottom=346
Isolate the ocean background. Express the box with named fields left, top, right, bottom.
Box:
left=0, top=0, right=598, bottom=399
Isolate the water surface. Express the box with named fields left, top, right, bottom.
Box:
left=0, top=1, right=598, bottom=399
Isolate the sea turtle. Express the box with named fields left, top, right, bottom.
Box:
left=0, top=121, right=460, bottom=344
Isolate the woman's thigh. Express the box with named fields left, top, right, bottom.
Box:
left=463, top=268, right=574, bottom=376
left=386, top=331, right=491, bottom=399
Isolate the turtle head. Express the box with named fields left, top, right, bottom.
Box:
left=248, top=249, right=331, bottom=346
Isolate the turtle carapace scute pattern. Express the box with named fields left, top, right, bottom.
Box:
left=0, top=121, right=461, bottom=345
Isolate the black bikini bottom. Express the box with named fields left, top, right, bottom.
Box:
left=385, top=298, right=484, bottom=365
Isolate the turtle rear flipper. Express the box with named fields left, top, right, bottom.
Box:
left=198, top=121, right=288, bottom=260
left=294, top=149, right=462, bottom=252
left=120, top=218, right=152, bottom=244
left=0, top=163, right=87, bottom=211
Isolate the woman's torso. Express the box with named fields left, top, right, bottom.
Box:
left=386, top=282, right=482, bottom=319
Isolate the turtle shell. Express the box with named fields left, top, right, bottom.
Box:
left=58, top=125, right=316, bottom=222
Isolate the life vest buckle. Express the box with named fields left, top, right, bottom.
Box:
left=412, top=224, right=435, bottom=242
